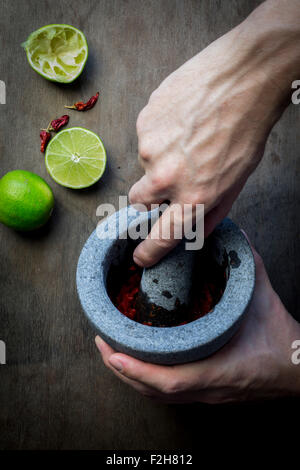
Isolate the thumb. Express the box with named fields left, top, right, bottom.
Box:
left=133, top=203, right=184, bottom=267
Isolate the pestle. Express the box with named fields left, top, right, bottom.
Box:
left=137, top=239, right=196, bottom=326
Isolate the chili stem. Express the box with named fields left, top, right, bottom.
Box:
left=40, top=121, right=54, bottom=132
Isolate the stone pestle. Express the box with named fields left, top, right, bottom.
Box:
left=136, top=239, right=196, bottom=326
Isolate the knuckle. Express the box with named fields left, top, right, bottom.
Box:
left=150, top=173, right=167, bottom=192
left=183, top=187, right=217, bottom=208
left=129, top=184, right=148, bottom=206
left=150, top=166, right=177, bottom=192
left=128, top=184, right=139, bottom=204
left=183, top=186, right=207, bottom=205
left=138, top=140, right=153, bottom=162
left=184, top=191, right=203, bottom=206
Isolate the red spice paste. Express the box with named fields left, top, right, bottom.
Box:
left=111, top=260, right=226, bottom=327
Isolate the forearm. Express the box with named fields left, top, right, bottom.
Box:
left=186, top=0, right=300, bottom=146
left=184, top=0, right=300, bottom=136
left=238, top=0, right=300, bottom=94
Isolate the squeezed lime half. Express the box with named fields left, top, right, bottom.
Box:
left=45, top=127, right=106, bottom=189
left=22, top=24, right=88, bottom=83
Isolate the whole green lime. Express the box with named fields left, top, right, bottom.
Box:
left=0, top=170, right=54, bottom=231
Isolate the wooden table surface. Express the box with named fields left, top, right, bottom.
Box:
left=0, top=0, right=299, bottom=450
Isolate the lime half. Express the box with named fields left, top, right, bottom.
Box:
left=22, top=24, right=88, bottom=83
left=45, top=127, right=106, bottom=189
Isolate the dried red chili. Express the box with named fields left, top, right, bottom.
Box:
left=39, top=115, right=70, bottom=152
left=41, top=115, right=70, bottom=133
left=65, top=92, right=100, bottom=111
left=40, top=130, right=51, bottom=153
left=49, top=114, right=69, bottom=131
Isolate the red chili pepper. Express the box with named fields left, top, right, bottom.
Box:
left=39, top=114, right=70, bottom=153
left=40, top=131, right=51, bottom=153
left=65, top=92, right=100, bottom=111
left=50, top=114, right=69, bottom=132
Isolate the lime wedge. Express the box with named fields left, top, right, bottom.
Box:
left=22, top=24, right=88, bottom=83
left=45, top=128, right=106, bottom=189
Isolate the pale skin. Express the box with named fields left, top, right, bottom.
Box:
left=96, top=0, right=300, bottom=402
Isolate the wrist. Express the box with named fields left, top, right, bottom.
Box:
left=239, top=0, right=300, bottom=93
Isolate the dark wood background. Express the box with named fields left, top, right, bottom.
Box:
left=0, top=0, right=299, bottom=450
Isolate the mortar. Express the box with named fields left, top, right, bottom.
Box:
left=76, top=207, right=255, bottom=365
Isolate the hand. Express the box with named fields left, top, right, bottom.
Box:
left=95, top=236, right=300, bottom=403
left=129, top=0, right=300, bottom=267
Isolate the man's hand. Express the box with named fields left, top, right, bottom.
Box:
left=95, top=236, right=300, bottom=403
left=129, top=0, right=300, bottom=267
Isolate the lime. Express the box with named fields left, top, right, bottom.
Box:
left=45, top=127, right=106, bottom=189
left=0, top=170, right=54, bottom=231
left=22, top=24, right=88, bottom=83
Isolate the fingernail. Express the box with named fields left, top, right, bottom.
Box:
left=95, top=335, right=104, bottom=352
left=133, top=255, right=144, bottom=267
left=109, top=356, right=124, bottom=373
